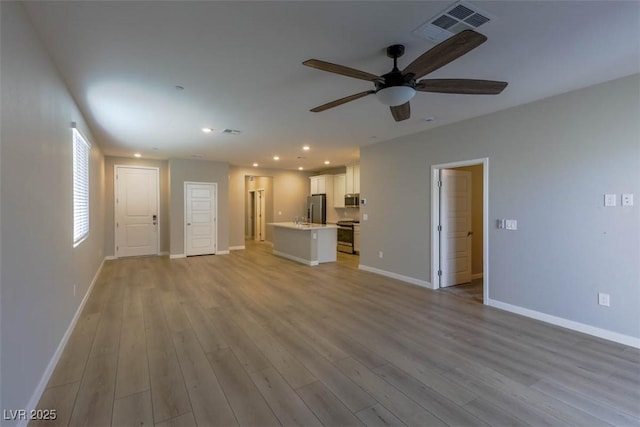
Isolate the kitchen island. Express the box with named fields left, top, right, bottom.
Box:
left=268, top=222, right=338, bottom=266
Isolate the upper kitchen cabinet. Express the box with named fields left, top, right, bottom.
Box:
left=345, top=164, right=360, bottom=194
left=333, top=174, right=346, bottom=208
left=309, top=174, right=333, bottom=195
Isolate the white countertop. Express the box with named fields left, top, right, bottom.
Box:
left=268, top=222, right=338, bottom=230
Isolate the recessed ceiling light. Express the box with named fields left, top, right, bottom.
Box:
left=152, top=147, right=159, bottom=151
left=324, top=160, right=330, bottom=165
left=273, top=156, right=280, bottom=161
left=424, top=116, right=436, bottom=122
left=298, top=167, right=304, bottom=170
left=253, top=163, right=259, bottom=167
left=303, top=145, right=310, bottom=151
left=134, top=153, right=141, bottom=158
left=191, top=154, right=203, bottom=159
left=202, top=127, right=213, bottom=133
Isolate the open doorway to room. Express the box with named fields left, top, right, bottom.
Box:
left=245, top=176, right=273, bottom=243
left=431, top=158, right=488, bottom=304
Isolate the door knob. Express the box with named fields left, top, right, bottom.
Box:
left=467, top=231, right=473, bottom=237
left=187, top=223, right=192, bottom=226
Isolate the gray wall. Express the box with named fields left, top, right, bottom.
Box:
left=229, top=166, right=310, bottom=247
left=169, top=159, right=229, bottom=255
left=1, top=1, right=105, bottom=417
left=360, top=74, right=640, bottom=338
left=104, top=156, right=170, bottom=256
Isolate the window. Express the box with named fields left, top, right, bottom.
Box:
left=73, top=128, right=90, bottom=246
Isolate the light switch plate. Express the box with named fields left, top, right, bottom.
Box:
left=505, top=219, right=517, bottom=230
left=622, top=194, right=634, bottom=207
left=604, top=194, right=617, bottom=207
left=363, top=213, right=368, bottom=221
left=497, top=219, right=505, bottom=229
left=598, top=292, right=610, bottom=307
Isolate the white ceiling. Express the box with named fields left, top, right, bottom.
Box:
left=23, top=1, right=640, bottom=171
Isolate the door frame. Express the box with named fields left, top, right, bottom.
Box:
left=114, top=165, right=160, bottom=258
left=184, top=181, right=218, bottom=256
left=430, top=157, right=489, bottom=303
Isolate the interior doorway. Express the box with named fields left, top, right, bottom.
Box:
left=431, top=158, right=488, bottom=303
left=254, top=188, right=266, bottom=241
left=248, top=190, right=256, bottom=240
left=245, top=175, right=273, bottom=243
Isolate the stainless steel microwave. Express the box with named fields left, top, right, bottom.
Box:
left=345, top=194, right=359, bottom=207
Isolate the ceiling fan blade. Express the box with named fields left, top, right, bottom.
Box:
left=310, top=90, right=375, bottom=112
left=403, top=30, right=487, bottom=80
left=416, top=79, right=508, bottom=94
left=303, top=59, right=382, bottom=82
left=390, top=102, right=410, bottom=122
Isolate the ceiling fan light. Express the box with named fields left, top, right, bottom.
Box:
left=376, top=86, right=416, bottom=106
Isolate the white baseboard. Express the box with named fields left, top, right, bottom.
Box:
left=216, top=250, right=230, bottom=255
left=358, top=264, right=434, bottom=289
left=169, top=253, right=186, bottom=259
left=273, top=250, right=318, bottom=266
left=471, top=273, right=484, bottom=280
left=487, top=298, right=640, bottom=349
left=20, top=257, right=106, bottom=427
left=229, top=245, right=246, bottom=251
left=106, top=252, right=168, bottom=260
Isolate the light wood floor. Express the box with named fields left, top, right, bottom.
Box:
left=439, top=279, right=484, bottom=303
left=33, top=241, right=640, bottom=426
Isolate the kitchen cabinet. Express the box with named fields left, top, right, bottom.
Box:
left=345, top=164, right=360, bottom=194
left=333, top=174, right=346, bottom=208
left=269, top=222, right=338, bottom=265
left=354, top=223, right=361, bottom=254
left=309, top=174, right=333, bottom=195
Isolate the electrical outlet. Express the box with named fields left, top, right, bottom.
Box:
left=622, top=194, right=634, bottom=207
left=604, top=194, right=617, bottom=207
left=378, top=251, right=383, bottom=259
left=598, top=292, right=610, bottom=307
left=505, top=219, right=517, bottom=230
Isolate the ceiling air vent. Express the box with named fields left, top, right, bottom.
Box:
left=222, top=129, right=241, bottom=135
left=413, top=1, right=495, bottom=43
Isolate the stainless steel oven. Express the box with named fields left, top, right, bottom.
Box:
left=337, top=220, right=355, bottom=254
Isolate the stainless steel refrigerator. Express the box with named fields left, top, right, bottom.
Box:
left=306, top=194, right=327, bottom=224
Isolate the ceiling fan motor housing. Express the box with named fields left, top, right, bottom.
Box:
left=376, top=44, right=416, bottom=91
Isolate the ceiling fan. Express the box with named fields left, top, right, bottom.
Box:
left=303, top=30, right=507, bottom=122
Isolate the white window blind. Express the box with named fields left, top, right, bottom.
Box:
left=73, top=128, right=90, bottom=246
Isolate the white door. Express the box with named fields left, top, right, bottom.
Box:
left=254, top=189, right=266, bottom=241
left=185, top=182, right=216, bottom=256
left=115, top=166, right=159, bottom=257
left=440, top=169, right=472, bottom=287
